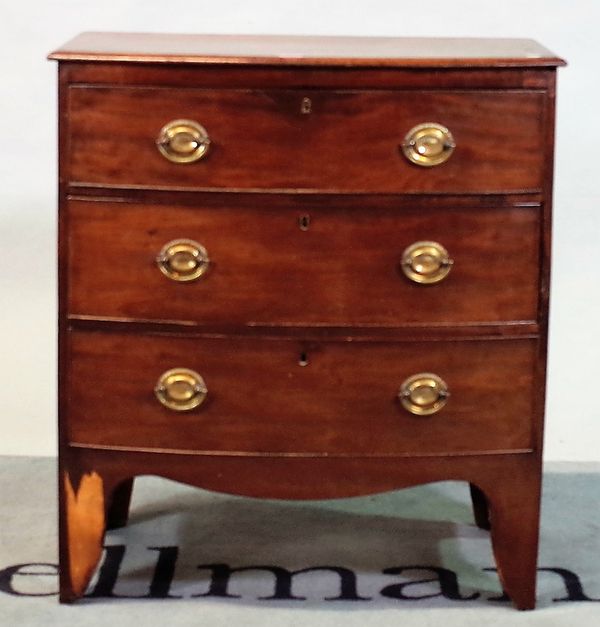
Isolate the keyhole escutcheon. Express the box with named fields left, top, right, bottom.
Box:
left=298, top=214, right=311, bottom=231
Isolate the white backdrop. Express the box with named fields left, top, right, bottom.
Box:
left=0, top=1, right=597, bottom=459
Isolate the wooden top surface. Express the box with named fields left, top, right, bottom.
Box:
left=48, top=32, right=565, bottom=68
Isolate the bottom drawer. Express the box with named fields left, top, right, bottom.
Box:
left=66, top=330, right=536, bottom=456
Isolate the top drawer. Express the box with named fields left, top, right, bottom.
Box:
left=67, top=87, right=545, bottom=194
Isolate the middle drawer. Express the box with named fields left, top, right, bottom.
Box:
left=68, top=198, right=540, bottom=327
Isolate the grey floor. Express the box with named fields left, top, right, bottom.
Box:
left=1, top=456, right=599, bottom=626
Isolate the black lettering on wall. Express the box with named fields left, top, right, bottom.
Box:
left=539, top=568, right=600, bottom=602
left=0, top=563, right=58, bottom=597
left=87, top=545, right=182, bottom=599
left=193, top=564, right=371, bottom=601
left=484, top=567, right=600, bottom=603
left=86, top=545, right=127, bottom=597
left=147, top=546, right=182, bottom=599
left=380, top=566, right=479, bottom=601
left=2, top=557, right=598, bottom=603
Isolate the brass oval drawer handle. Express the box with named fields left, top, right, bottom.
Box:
left=401, top=122, right=455, bottom=167
left=155, top=368, right=207, bottom=411
left=156, top=239, right=210, bottom=282
left=156, top=119, right=211, bottom=163
left=401, top=240, right=453, bottom=284
left=399, top=373, right=449, bottom=416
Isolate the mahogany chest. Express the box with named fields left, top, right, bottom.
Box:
left=49, top=33, right=564, bottom=608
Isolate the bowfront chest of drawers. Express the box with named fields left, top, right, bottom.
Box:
left=49, top=33, right=564, bottom=608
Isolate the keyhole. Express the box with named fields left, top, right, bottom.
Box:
left=298, top=352, right=309, bottom=367
left=298, top=214, right=311, bottom=231
left=301, top=97, right=312, bottom=114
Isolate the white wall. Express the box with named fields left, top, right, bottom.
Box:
left=0, top=1, right=597, bottom=459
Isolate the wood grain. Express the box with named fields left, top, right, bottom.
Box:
left=60, top=446, right=543, bottom=608
left=67, top=87, right=545, bottom=194
left=66, top=330, right=537, bottom=456
left=61, top=62, right=557, bottom=91
left=49, top=32, right=565, bottom=68
left=67, top=199, right=540, bottom=327
left=53, top=33, right=563, bottom=609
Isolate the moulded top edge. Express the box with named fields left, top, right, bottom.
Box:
left=48, top=32, right=567, bottom=68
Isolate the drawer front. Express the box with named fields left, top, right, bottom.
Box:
left=67, top=331, right=536, bottom=456
left=68, top=199, right=540, bottom=326
left=67, top=87, right=544, bottom=193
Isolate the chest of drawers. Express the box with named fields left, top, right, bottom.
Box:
left=49, top=33, right=564, bottom=609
